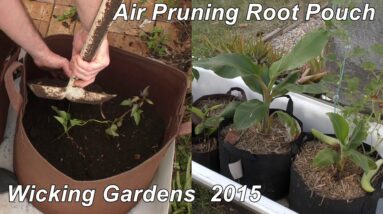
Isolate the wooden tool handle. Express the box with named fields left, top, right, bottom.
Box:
left=80, top=0, right=123, bottom=62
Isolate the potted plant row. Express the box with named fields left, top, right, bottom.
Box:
left=194, top=28, right=331, bottom=200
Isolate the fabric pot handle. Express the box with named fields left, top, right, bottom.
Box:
left=4, top=61, right=23, bottom=113
left=226, top=87, right=247, bottom=101
left=273, top=95, right=294, bottom=115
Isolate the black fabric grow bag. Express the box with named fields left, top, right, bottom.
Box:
left=192, top=87, right=246, bottom=172
left=289, top=137, right=383, bottom=214
left=218, top=96, right=303, bottom=200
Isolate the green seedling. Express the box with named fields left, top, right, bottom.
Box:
left=196, top=28, right=330, bottom=136
left=144, top=27, right=167, bottom=57
left=190, top=104, right=224, bottom=137
left=54, top=6, right=77, bottom=22
left=106, top=86, right=154, bottom=137
left=52, top=86, right=153, bottom=139
left=312, top=112, right=381, bottom=192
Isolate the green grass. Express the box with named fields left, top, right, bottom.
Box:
left=192, top=0, right=326, bottom=59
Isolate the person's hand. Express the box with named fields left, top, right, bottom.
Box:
left=70, top=29, right=110, bottom=88
left=32, top=48, right=72, bottom=78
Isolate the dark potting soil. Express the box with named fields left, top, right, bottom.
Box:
left=23, top=89, right=165, bottom=181
left=221, top=118, right=293, bottom=155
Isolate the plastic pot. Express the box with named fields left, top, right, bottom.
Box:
left=0, top=31, right=19, bottom=142
left=218, top=96, right=303, bottom=200
left=192, top=87, right=246, bottom=172
left=4, top=35, right=187, bottom=214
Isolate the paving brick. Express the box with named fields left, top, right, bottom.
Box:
left=108, top=32, right=148, bottom=56
left=34, top=0, right=54, bottom=3
left=22, top=0, right=53, bottom=22
left=55, top=0, right=76, bottom=6
left=47, top=5, right=76, bottom=36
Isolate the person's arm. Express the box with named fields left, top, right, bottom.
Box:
left=71, top=0, right=110, bottom=88
left=0, top=0, right=71, bottom=76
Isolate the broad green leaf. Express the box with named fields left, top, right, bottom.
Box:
left=194, top=54, right=260, bottom=78
left=271, top=72, right=299, bottom=97
left=194, top=123, right=204, bottom=135
left=348, top=120, right=368, bottom=150
left=219, top=101, right=240, bottom=118
left=192, top=68, right=200, bottom=80
left=190, top=107, right=205, bottom=120
left=313, top=147, right=340, bottom=168
left=347, top=150, right=377, bottom=172
left=270, top=29, right=330, bottom=79
left=285, top=82, right=328, bottom=95
left=121, top=99, right=133, bottom=106
left=312, top=129, right=339, bottom=146
left=327, top=113, right=349, bottom=145
left=242, top=75, right=263, bottom=95
left=233, top=100, right=268, bottom=130
left=273, top=111, right=300, bottom=138
left=131, top=104, right=139, bottom=116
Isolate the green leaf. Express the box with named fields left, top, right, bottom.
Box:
left=146, top=99, right=154, bottom=105
left=271, top=71, right=299, bottom=97
left=208, top=104, right=223, bottom=112
left=233, top=100, right=268, bottom=130
left=121, top=99, right=133, bottom=106
left=70, top=119, right=84, bottom=127
left=347, top=150, right=377, bottom=172
left=51, top=106, right=69, bottom=120
left=285, top=82, right=328, bottom=94
left=190, top=107, right=205, bottom=120
left=131, top=104, right=139, bottom=116
left=105, top=124, right=119, bottom=137
left=194, top=53, right=261, bottom=78
left=242, top=75, right=263, bottom=95
left=273, top=111, right=300, bottom=138
left=133, top=111, right=142, bottom=125
left=348, top=120, right=368, bottom=150
left=270, top=28, right=330, bottom=79
left=141, top=86, right=150, bottom=97
left=219, top=101, right=240, bottom=118
left=204, top=116, right=224, bottom=129
left=327, top=113, right=349, bottom=145
left=192, top=68, right=200, bottom=80
left=313, top=147, right=340, bottom=168
left=54, top=116, right=66, bottom=126
left=312, top=129, right=340, bottom=146
left=194, top=123, right=204, bottom=135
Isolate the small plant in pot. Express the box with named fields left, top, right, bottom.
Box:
left=190, top=87, right=247, bottom=172
left=290, top=113, right=383, bottom=214
left=190, top=105, right=224, bottom=171
left=195, top=28, right=330, bottom=199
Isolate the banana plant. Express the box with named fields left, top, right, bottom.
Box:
left=312, top=112, right=381, bottom=192
left=195, top=28, right=330, bottom=135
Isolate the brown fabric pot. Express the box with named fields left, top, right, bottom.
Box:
left=4, top=35, right=187, bottom=214
left=0, top=31, right=19, bottom=142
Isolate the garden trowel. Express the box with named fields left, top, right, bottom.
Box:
left=28, top=0, right=122, bottom=104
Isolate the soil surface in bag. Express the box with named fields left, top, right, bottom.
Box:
left=23, top=89, right=165, bottom=181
